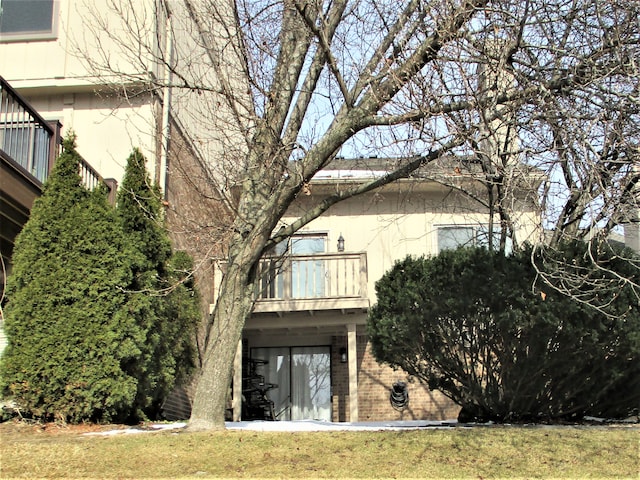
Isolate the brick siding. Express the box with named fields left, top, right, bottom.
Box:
left=331, top=331, right=459, bottom=422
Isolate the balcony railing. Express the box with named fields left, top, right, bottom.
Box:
left=253, top=252, right=369, bottom=313
left=0, top=76, right=116, bottom=201
left=0, top=76, right=58, bottom=184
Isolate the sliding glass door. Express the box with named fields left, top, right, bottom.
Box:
left=251, top=346, right=331, bottom=421
left=290, top=347, right=331, bottom=420
left=291, top=236, right=326, bottom=298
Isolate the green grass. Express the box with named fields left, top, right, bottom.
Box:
left=1, top=423, right=638, bottom=478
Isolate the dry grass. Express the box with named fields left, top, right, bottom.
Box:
left=1, top=421, right=638, bottom=479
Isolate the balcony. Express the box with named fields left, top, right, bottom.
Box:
left=0, top=76, right=116, bottom=202
left=1, top=76, right=59, bottom=201
left=1, top=76, right=118, bottom=279
left=252, top=252, right=369, bottom=314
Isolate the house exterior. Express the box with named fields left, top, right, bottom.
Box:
left=3, top=1, right=634, bottom=424
left=227, top=157, right=544, bottom=423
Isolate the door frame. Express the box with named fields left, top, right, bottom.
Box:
left=249, top=345, right=333, bottom=421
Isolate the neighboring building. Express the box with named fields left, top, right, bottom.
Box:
left=0, top=0, right=225, bottom=324
left=227, top=157, right=544, bottom=423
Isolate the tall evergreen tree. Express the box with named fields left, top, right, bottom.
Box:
left=0, top=135, right=141, bottom=422
left=117, top=149, right=197, bottom=419
left=152, top=250, right=199, bottom=414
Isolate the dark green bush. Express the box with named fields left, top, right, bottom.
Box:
left=0, top=141, right=199, bottom=423
left=368, top=243, right=640, bottom=422
left=117, top=149, right=198, bottom=420
left=0, top=136, right=140, bottom=422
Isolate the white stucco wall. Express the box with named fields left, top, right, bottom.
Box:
left=0, top=0, right=160, bottom=85
left=21, top=91, right=158, bottom=182
left=0, top=0, right=162, bottom=183
left=281, top=182, right=541, bottom=302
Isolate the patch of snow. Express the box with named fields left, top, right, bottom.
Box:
left=81, top=416, right=638, bottom=436
left=83, top=428, right=150, bottom=436
left=151, top=422, right=188, bottom=430
left=83, top=420, right=458, bottom=436
left=83, top=423, right=187, bottom=436
left=225, top=419, right=458, bottom=432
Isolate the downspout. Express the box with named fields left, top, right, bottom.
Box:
left=159, top=5, right=173, bottom=197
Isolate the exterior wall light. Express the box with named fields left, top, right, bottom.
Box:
left=340, top=347, right=348, bottom=363
left=337, top=234, right=345, bottom=252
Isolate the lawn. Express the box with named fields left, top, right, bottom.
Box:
left=1, top=421, right=638, bottom=479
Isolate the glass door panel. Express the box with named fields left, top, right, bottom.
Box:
left=291, top=236, right=326, bottom=298
left=251, top=347, right=291, bottom=420
left=291, top=347, right=331, bottom=421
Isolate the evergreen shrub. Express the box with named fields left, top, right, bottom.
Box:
left=0, top=136, right=140, bottom=422
left=117, top=149, right=198, bottom=420
left=368, top=243, right=640, bottom=422
left=0, top=140, right=200, bottom=423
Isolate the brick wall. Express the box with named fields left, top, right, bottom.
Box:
left=164, top=118, right=233, bottom=364
left=331, top=330, right=459, bottom=422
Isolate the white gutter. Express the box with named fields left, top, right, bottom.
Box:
left=159, top=5, right=173, bottom=196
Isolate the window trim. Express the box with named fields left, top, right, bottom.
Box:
left=273, top=231, right=328, bottom=256
left=0, top=0, right=59, bottom=43
left=435, top=224, right=512, bottom=254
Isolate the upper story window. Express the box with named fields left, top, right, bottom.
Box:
left=437, top=225, right=512, bottom=254
left=289, top=235, right=326, bottom=256
left=0, top=0, right=57, bottom=42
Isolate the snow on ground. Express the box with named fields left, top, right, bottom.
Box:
left=83, top=420, right=459, bottom=436
left=83, top=423, right=187, bottom=436
left=82, top=416, right=639, bottom=436
left=226, top=419, right=459, bottom=432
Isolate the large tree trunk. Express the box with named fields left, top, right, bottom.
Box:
left=187, top=235, right=262, bottom=431
left=186, top=141, right=286, bottom=430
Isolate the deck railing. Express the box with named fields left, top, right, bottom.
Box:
left=255, top=252, right=368, bottom=302
left=0, top=76, right=116, bottom=201
left=0, top=76, right=58, bottom=184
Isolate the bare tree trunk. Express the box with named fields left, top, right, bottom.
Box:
left=187, top=235, right=260, bottom=430
left=188, top=276, right=248, bottom=429
left=187, top=140, right=287, bottom=429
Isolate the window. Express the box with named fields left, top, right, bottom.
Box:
left=437, top=225, right=512, bottom=254
left=259, top=233, right=328, bottom=299
left=437, top=226, right=475, bottom=251
left=0, top=0, right=57, bottom=42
